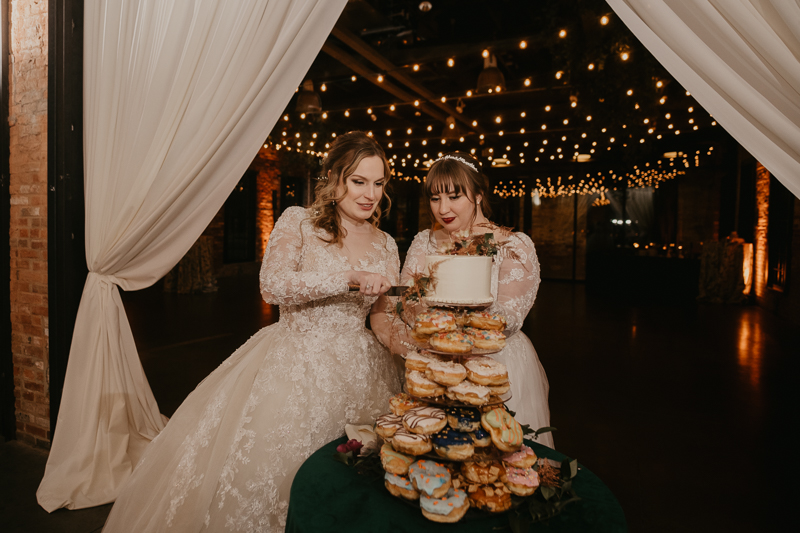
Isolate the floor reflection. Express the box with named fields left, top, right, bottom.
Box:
left=736, top=310, right=763, bottom=391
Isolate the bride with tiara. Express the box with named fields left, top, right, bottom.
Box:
left=103, top=131, right=401, bottom=532
left=373, top=152, right=553, bottom=449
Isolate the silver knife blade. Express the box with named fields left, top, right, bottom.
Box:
left=348, top=284, right=409, bottom=297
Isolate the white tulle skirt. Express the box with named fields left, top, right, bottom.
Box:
left=103, top=322, right=400, bottom=532
left=491, top=332, right=554, bottom=449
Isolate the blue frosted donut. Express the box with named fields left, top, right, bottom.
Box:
left=471, top=427, right=492, bottom=447
left=432, top=427, right=474, bottom=461
left=446, top=406, right=481, bottom=432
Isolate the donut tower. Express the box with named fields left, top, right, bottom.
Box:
left=375, top=303, right=540, bottom=522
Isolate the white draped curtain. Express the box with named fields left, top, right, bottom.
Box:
left=37, top=0, right=347, bottom=512
left=607, top=0, right=800, bottom=199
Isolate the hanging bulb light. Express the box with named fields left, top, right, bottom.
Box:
left=295, top=80, right=321, bottom=114
left=477, top=54, right=506, bottom=93
left=443, top=116, right=460, bottom=140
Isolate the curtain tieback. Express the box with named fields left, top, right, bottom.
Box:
left=87, top=271, right=122, bottom=289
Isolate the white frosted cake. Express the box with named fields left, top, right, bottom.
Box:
left=424, top=255, right=493, bottom=304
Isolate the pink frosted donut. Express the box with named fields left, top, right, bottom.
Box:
left=501, top=465, right=539, bottom=496
left=501, top=444, right=537, bottom=468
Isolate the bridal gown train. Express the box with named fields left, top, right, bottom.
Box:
left=401, top=229, right=554, bottom=449
left=103, top=207, right=401, bottom=532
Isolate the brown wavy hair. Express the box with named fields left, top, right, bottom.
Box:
left=308, top=131, right=392, bottom=245
left=424, top=151, right=492, bottom=230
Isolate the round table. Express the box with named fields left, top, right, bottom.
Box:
left=287, top=437, right=626, bottom=532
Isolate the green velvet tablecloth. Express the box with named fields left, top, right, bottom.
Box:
left=287, top=437, right=626, bottom=532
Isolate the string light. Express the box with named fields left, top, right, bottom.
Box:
left=600, top=15, right=610, bottom=25
left=520, top=40, right=528, bottom=49
left=559, top=29, right=567, bottom=38
left=447, top=58, right=455, bottom=67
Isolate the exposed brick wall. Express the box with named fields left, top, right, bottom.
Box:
left=252, top=145, right=280, bottom=259
left=8, top=0, right=50, bottom=447
left=754, top=163, right=769, bottom=302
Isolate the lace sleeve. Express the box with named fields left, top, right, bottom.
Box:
left=385, top=234, right=400, bottom=285
left=400, top=230, right=432, bottom=285
left=259, top=207, right=350, bottom=305
left=488, top=232, right=541, bottom=336
left=371, top=230, right=429, bottom=354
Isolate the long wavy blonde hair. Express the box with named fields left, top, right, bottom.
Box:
left=309, top=131, right=392, bottom=245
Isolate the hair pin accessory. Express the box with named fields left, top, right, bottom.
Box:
left=433, top=154, right=478, bottom=173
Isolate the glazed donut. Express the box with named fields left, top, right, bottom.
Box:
left=445, top=381, right=490, bottom=406
left=425, top=361, right=467, bottom=387
left=470, top=427, right=492, bottom=447
left=406, top=371, right=446, bottom=398
left=466, top=310, right=506, bottom=331
left=446, top=406, right=481, bottom=432
left=428, top=331, right=474, bottom=354
left=464, top=356, right=508, bottom=386
left=410, top=329, right=432, bottom=343
left=502, top=444, right=537, bottom=469
left=414, top=309, right=457, bottom=335
left=391, top=429, right=432, bottom=456
left=404, top=350, right=443, bottom=373
left=501, top=465, right=539, bottom=496
left=481, top=408, right=524, bottom=453
left=431, top=427, right=474, bottom=461
left=384, top=472, right=419, bottom=500
left=466, top=482, right=512, bottom=513
left=461, top=460, right=504, bottom=485
left=454, top=310, right=470, bottom=327
left=463, top=327, right=506, bottom=351
left=420, top=488, right=469, bottom=524
left=380, top=442, right=415, bottom=476
left=389, top=393, right=425, bottom=416
left=487, top=381, right=511, bottom=395
left=408, top=459, right=452, bottom=498
left=402, top=406, right=447, bottom=435
left=374, top=413, right=403, bottom=439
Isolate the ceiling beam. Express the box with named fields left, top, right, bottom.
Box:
left=331, top=27, right=486, bottom=135
left=321, top=42, right=451, bottom=126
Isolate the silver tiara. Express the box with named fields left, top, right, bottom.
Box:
left=433, top=154, right=478, bottom=173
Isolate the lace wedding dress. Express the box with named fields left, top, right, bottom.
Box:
left=402, top=229, right=554, bottom=449
left=103, top=207, right=401, bottom=532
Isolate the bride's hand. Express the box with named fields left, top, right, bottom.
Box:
left=348, top=271, right=392, bottom=297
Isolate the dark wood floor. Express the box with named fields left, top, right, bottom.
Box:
left=119, top=272, right=800, bottom=532
left=5, top=272, right=793, bottom=532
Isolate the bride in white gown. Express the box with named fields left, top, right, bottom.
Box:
left=103, top=132, right=401, bottom=532
left=373, top=152, right=553, bottom=449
